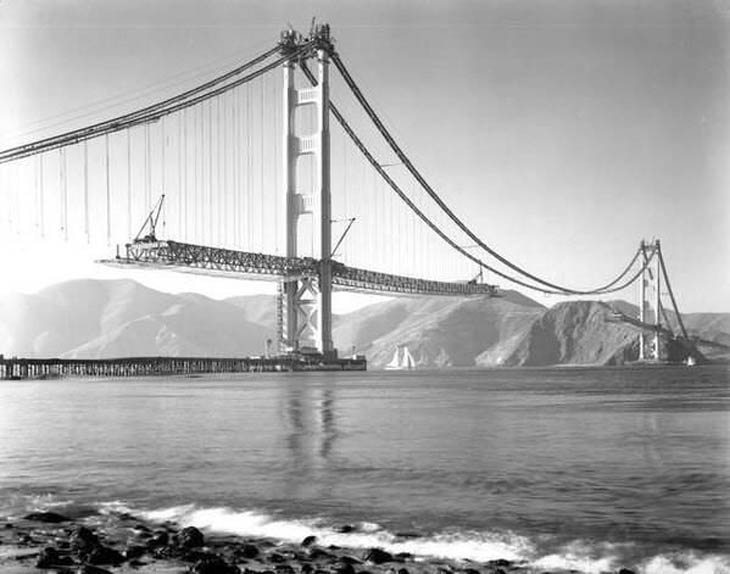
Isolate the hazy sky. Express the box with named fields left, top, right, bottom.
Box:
left=0, top=0, right=728, bottom=312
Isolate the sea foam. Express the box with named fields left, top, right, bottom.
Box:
left=104, top=502, right=730, bottom=574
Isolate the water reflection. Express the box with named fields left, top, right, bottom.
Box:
left=279, top=381, right=339, bottom=497
left=320, top=387, right=336, bottom=460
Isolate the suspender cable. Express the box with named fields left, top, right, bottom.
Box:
left=161, top=117, right=166, bottom=201
left=178, top=113, right=183, bottom=237
left=217, top=97, right=223, bottom=245
left=59, top=147, right=68, bottom=240
left=105, top=133, right=111, bottom=243
left=144, top=123, right=151, bottom=208
left=181, top=110, right=187, bottom=240
left=259, top=77, right=264, bottom=252
left=37, top=154, right=45, bottom=237
left=208, top=100, right=214, bottom=244
left=83, top=139, right=90, bottom=241
left=127, top=129, right=132, bottom=237
left=246, top=83, right=253, bottom=249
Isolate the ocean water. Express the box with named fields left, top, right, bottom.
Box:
left=0, top=366, right=728, bottom=573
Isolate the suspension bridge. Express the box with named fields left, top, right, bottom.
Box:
left=0, top=23, right=719, bottom=370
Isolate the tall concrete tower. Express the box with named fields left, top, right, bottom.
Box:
left=279, top=25, right=334, bottom=358
left=638, top=239, right=662, bottom=361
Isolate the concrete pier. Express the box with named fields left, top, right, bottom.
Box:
left=0, top=354, right=366, bottom=380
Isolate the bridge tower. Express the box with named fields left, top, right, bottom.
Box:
left=279, top=25, right=335, bottom=357
left=638, top=239, right=662, bottom=361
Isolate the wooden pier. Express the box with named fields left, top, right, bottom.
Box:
left=0, top=354, right=366, bottom=380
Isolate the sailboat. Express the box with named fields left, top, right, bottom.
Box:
left=385, top=345, right=416, bottom=370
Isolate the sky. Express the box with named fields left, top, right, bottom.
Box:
left=0, top=0, right=728, bottom=312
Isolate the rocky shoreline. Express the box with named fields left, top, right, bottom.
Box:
left=0, top=510, right=638, bottom=574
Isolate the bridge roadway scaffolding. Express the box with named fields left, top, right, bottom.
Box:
left=112, top=238, right=498, bottom=298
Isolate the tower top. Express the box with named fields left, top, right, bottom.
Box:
left=279, top=21, right=334, bottom=57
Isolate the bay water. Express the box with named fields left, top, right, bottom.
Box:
left=1, top=365, right=728, bottom=573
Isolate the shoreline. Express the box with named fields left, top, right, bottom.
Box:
left=0, top=510, right=638, bottom=574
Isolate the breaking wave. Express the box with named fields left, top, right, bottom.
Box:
left=98, top=502, right=730, bottom=574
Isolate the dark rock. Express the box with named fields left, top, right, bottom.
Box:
left=485, top=560, right=513, bottom=569
left=338, top=555, right=362, bottom=565
left=268, top=552, right=287, bottom=563
left=181, top=549, right=216, bottom=564
left=395, top=553, right=412, bottom=561
left=4, top=522, right=13, bottom=529
left=334, top=562, right=355, bottom=574
left=147, top=530, right=169, bottom=548
left=364, top=548, right=395, bottom=565
left=487, top=558, right=515, bottom=570
left=189, top=555, right=241, bottom=574
left=78, top=565, right=114, bottom=574
left=617, top=570, right=636, bottom=574
left=462, top=569, right=480, bottom=574
left=301, top=535, right=317, bottom=547
left=308, top=547, right=333, bottom=561
left=300, top=564, right=314, bottom=574
left=36, top=546, right=60, bottom=568
left=336, top=525, right=354, bottom=533
left=240, top=543, right=260, bottom=559
left=275, top=565, right=295, bottom=574
left=86, top=544, right=124, bottom=565
left=70, top=526, right=99, bottom=550
left=16, top=532, right=35, bottom=545
left=152, top=543, right=180, bottom=560
left=397, top=569, right=409, bottom=574
left=23, top=511, right=71, bottom=524
left=178, top=526, right=206, bottom=549
left=394, top=532, right=421, bottom=539
left=124, top=544, right=147, bottom=560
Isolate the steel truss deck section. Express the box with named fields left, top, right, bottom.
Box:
left=124, top=240, right=318, bottom=278
left=115, top=240, right=498, bottom=297
left=331, top=263, right=498, bottom=296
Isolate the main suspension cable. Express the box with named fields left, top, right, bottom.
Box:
left=0, top=44, right=306, bottom=164
left=330, top=50, right=640, bottom=296
left=301, top=60, right=650, bottom=295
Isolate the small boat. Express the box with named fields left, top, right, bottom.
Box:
left=385, top=345, right=416, bottom=370
left=685, top=356, right=697, bottom=367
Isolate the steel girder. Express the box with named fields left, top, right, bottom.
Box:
left=124, top=240, right=318, bottom=278
left=115, top=239, right=498, bottom=297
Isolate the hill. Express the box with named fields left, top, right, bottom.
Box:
left=0, top=279, right=270, bottom=359
left=0, top=279, right=727, bottom=367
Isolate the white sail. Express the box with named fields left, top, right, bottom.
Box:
left=385, top=347, right=402, bottom=370
left=385, top=345, right=415, bottom=370
left=403, top=346, right=416, bottom=369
